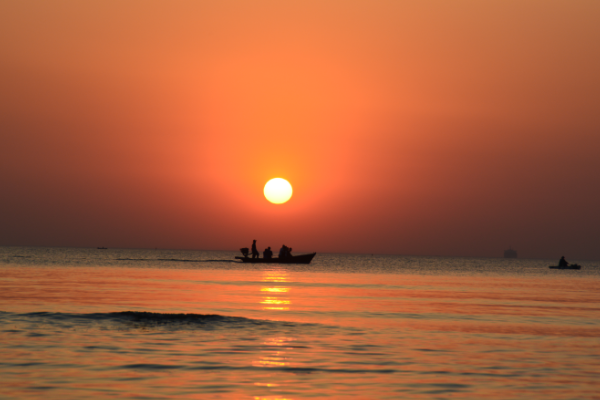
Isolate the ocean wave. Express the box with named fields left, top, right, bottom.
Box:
left=114, top=363, right=397, bottom=374
left=0, top=310, right=288, bottom=331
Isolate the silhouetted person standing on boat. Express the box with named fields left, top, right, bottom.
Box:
left=559, top=256, right=569, bottom=267
left=251, top=240, right=259, bottom=259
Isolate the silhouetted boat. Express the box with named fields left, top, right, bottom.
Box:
left=97, top=247, right=108, bottom=250
left=235, top=253, right=316, bottom=264
left=504, top=247, right=517, bottom=258
left=549, top=264, right=581, bottom=270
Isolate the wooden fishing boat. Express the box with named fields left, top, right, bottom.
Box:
left=235, top=253, right=316, bottom=264
left=549, top=264, right=581, bottom=270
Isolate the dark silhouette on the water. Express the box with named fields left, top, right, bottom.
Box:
left=279, top=245, right=293, bottom=258
left=549, top=256, right=581, bottom=270
left=237, top=242, right=316, bottom=264
left=251, top=240, right=259, bottom=259
left=504, top=247, right=517, bottom=258
left=558, top=256, right=568, bottom=267
left=263, top=247, right=273, bottom=259
left=236, top=251, right=316, bottom=264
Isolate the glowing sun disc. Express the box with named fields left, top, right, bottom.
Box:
left=264, top=178, right=293, bottom=204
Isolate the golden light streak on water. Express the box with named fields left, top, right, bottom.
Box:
left=262, top=267, right=290, bottom=283
left=253, top=337, right=296, bottom=370
left=261, top=267, right=291, bottom=311
left=263, top=337, right=296, bottom=347
left=261, top=298, right=291, bottom=305
left=261, top=287, right=289, bottom=293
left=252, top=357, right=289, bottom=368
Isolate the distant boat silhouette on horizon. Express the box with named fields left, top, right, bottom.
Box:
left=235, top=252, right=316, bottom=264
left=549, top=264, right=581, bottom=270
left=504, top=247, right=517, bottom=258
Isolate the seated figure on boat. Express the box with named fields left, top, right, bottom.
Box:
left=279, top=245, right=290, bottom=258
left=558, top=256, right=569, bottom=267
left=263, top=247, right=273, bottom=259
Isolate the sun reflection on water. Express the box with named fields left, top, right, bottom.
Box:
left=254, top=270, right=297, bottom=396
left=254, top=382, right=280, bottom=387
left=261, top=298, right=291, bottom=305
left=260, top=266, right=291, bottom=311
left=252, top=336, right=296, bottom=369
left=261, top=287, right=289, bottom=293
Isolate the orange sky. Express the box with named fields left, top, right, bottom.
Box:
left=1, top=1, right=599, bottom=259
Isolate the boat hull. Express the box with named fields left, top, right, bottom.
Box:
left=235, top=253, right=316, bottom=264
left=549, top=265, right=581, bottom=270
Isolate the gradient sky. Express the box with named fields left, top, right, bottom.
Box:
left=1, top=1, right=599, bottom=259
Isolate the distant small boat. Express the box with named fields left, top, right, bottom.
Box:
left=504, top=247, right=517, bottom=258
left=235, top=253, right=316, bottom=264
left=549, top=264, right=581, bottom=270
left=97, top=247, right=108, bottom=250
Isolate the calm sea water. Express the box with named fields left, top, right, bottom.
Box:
left=1, top=247, right=599, bottom=399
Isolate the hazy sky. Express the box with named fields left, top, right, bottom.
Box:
left=1, top=1, right=599, bottom=259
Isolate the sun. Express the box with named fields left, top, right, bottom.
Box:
left=264, top=178, right=293, bottom=204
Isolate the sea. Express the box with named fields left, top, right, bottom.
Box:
left=1, top=246, right=599, bottom=400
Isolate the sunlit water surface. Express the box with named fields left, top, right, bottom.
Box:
left=1, top=247, right=599, bottom=399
